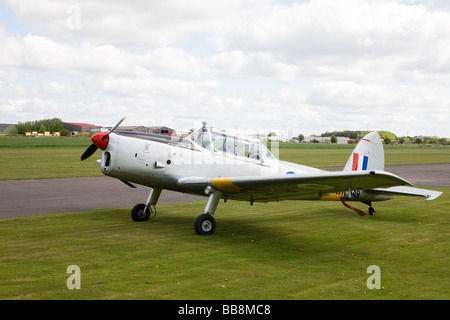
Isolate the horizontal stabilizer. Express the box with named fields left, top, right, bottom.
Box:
left=368, top=186, right=442, bottom=201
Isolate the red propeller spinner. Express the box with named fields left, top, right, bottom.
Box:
left=79, top=117, right=125, bottom=161
left=91, top=131, right=109, bottom=150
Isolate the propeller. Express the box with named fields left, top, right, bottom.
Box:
left=80, top=143, right=99, bottom=161
left=102, top=116, right=126, bottom=141
left=79, top=116, right=126, bottom=161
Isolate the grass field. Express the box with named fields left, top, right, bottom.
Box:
left=0, top=136, right=101, bottom=180
left=276, top=142, right=450, bottom=167
left=0, top=136, right=449, bottom=300
left=1, top=189, right=448, bottom=300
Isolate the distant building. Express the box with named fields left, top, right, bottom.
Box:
left=304, top=136, right=328, bottom=143
left=63, top=122, right=103, bottom=134
left=267, top=135, right=290, bottom=142
left=115, top=126, right=152, bottom=133
left=115, top=126, right=176, bottom=136
left=303, top=136, right=351, bottom=144
left=0, top=123, right=14, bottom=135
left=337, top=137, right=351, bottom=144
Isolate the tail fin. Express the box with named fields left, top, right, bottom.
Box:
left=343, top=132, right=384, bottom=171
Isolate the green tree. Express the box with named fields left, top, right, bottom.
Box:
left=16, top=118, right=64, bottom=135
left=60, top=129, right=70, bottom=136
left=16, top=122, right=31, bottom=134
left=331, top=135, right=337, bottom=143
left=377, top=131, right=397, bottom=142
left=38, top=124, right=47, bottom=134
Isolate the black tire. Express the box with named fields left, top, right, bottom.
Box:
left=194, top=214, right=216, bottom=235
left=131, top=203, right=150, bottom=221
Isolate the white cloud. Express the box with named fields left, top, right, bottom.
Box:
left=3, top=0, right=250, bottom=47
left=139, top=47, right=204, bottom=76
left=1, top=0, right=450, bottom=137
left=41, top=81, right=75, bottom=94
left=206, top=50, right=299, bottom=82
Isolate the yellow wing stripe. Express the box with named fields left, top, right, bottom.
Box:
left=211, top=177, right=242, bottom=193
left=320, top=193, right=344, bottom=201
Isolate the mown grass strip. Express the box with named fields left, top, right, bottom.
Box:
left=1, top=187, right=448, bottom=300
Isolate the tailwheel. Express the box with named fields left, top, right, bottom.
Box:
left=194, top=214, right=216, bottom=235
left=131, top=203, right=156, bottom=221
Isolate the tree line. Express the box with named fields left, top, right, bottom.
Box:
left=296, top=130, right=449, bottom=145
left=14, top=118, right=70, bottom=136
left=320, top=130, right=366, bottom=140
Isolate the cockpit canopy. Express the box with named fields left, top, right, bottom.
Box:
left=188, top=122, right=275, bottom=161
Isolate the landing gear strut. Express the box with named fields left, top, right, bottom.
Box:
left=131, top=203, right=156, bottom=221
left=131, top=187, right=161, bottom=222
left=195, top=188, right=222, bottom=235
left=130, top=186, right=223, bottom=235
left=363, top=201, right=376, bottom=215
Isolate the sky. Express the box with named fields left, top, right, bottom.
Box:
left=1, top=0, right=449, bottom=137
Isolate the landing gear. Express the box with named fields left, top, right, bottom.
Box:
left=194, top=214, right=216, bottom=235
left=194, top=188, right=222, bottom=235
left=130, top=186, right=223, bottom=236
left=364, top=201, right=376, bottom=215
left=131, top=203, right=155, bottom=221
left=131, top=187, right=161, bottom=222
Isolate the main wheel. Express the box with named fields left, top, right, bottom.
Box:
left=131, top=203, right=150, bottom=221
left=194, top=214, right=216, bottom=235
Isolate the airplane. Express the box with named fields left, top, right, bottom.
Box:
left=80, top=117, right=442, bottom=235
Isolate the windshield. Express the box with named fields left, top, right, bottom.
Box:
left=189, top=126, right=275, bottom=161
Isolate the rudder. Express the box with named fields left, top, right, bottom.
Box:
left=343, top=132, right=384, bottom=171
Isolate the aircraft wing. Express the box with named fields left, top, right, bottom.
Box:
left=367, top=186, right=442, bottom=201
left=179, top=170, right=412, bottom=202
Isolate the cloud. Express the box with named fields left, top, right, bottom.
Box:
left=206, top=50, right=299, bottom=82
left=1, top=0, right=450, bottom=137
left=40, top=81, right=75, bottom=94
left=3, top=0, right=250, bottom=47
left=306, top=80, right=450, bottom=134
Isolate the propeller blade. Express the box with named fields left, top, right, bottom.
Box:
left=80, top=116, right=125, bottom=162
left=80, top=144, right=98, bottom=161
left=102, top=116, right=126, bottom=140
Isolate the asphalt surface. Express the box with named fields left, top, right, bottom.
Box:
left=0, top=177, right=204, bottom=218
left=1, top=164, right=448, bottom=218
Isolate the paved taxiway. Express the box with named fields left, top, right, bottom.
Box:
left=0, top=177, right=204, bottom=218
left=1, top=164, right=448, bottom=218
